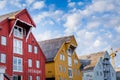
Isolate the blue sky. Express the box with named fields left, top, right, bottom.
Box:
left=0, top=0, right=120, bottom=67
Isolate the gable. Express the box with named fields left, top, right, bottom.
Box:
left=15, top=9, right=36, bottom=27
left=28, top=33, right=46, bottom=60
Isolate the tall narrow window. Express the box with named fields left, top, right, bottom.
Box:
left=0, top=53, right=6, bottom=63
left=1, top=36, right=6, bottom=46
left=68, top=68, right=72, bottom=78
left=34, top=46, right=38, bottom=54
left=68, top=56, right=72, bottom=66
left=28, top=44, right=32, bottom=52
left=28, top=59, right=32, bottom=67
left=36, top=76, right=40, bottom=80
left=13, top=39, right=22, bottom=54
left=13, top=57, right=22, bottom=72
left=14, top=26, right=23, bottom=38
left=28, top=76, right=32, bottom=80
left=36, top=60, right=40, bottom=68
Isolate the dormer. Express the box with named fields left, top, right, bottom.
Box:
left=67, top=45, right=76, bottom=56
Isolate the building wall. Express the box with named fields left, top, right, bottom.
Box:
left=83, top=71, right=94, bottom=80
left=54, top=37, right=82, bottom=80
left=45, top=62, right=55, bottom=78
left=0, top=10, right=45, bottom=80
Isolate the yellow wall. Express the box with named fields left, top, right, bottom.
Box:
left=45, top=62, right=55, bottom=78
left=45, top=36, right=82, bottom=80
left=54, top=37, right=82, bottom=80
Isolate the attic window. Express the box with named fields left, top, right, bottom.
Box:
left=14, top=26, right=23, bottom=38
left=67, top=45, right=75, bottom=56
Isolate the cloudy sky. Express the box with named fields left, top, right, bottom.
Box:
left=0, top=0, right=120, bottom=67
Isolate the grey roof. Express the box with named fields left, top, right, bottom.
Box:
left=0, top=10, right=22, bottom=22
left=79, top=51, right=106, bottom=71
left=39, top=35, right=75, bottom=62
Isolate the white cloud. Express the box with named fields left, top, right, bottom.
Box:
left=78, top=2, right=84, bottom=6
left=32, top=1, right=45, bottom=10
left=115, top=26, right=120, bottom=33
left=0, top=0, right=6, bottom=10
left=35, top=30, right=62, bottom=41
left=68, top=2, right=76, bottom=8
left=64, top=13, right=81, bottom=34
left=26, top=0, right=35, bottom=6
left=93, top=39, right=101, bottom=47
left=87, top=21, right=100, bottom=29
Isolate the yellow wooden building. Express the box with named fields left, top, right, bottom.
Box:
left=39, top=35, right=82, bottom=80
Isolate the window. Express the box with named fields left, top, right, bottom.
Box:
left=28, top=76, right=32, bottom=80
left=36, top=76, right=40, bottom=80
left=13, top=57, right=22, bottom=72
left=68, top=56, right=72, bottom=66
left=1, top=36, right=6, bottom=45
left=34, top=46, right=38, bottom=54
left=59, top=77, right=62, bottom=80
left=59, top=65, right=62, bottom=72
left=60, top=54, right=65, bottom=61
left=28, top=44, right=32, bottom=52
left=28, top=59, right=32, bottom=67
left=68, top=68, right=72, bottom=78
left=64, top=78, right=66, bottom=80
left=36, top=60, right=40, bottom=68
left=0, top=53, right=6, bottom=63
left=64, top=67, right=66, bottom=73
left=13, top=39, right=22, bottom=54
left=67, top=47, right=73, bottom=55
left=74, top=59, right=78, bottom=65
left=14, top=26, right=23, bottom=38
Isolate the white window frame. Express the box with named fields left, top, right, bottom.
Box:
left=13, top=57, right=23, bottom=72
left=60, top=54, right=65, bottom=61
left=36, top=60, right=40, bottom=68
left=28, top=44, right=32, bottom=52
left=28, top=76, right=32, bottom=80
left=28, top=59, right=32, bottom=67
left=14, top=25, right=23, bottom=39
left=68, top=68, right=73, bottom=78
left=1, top=36, right=7, bottom=46
left=36, top=76, right=40, bottom=80
left=0, top=53, right=6, bottom=63
left=34, top=46, right=38, bottom=54
left=68, top=56, right=72, bottom=66
left=13, top=39, right=22, bottom=54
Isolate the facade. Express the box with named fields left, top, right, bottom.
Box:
left=79, top=51, right=116, bottom=80
left=39, top=35, right=82, bottom=80
left=0, top=9, right=46, bottom=80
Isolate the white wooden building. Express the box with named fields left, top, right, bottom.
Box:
left=80, top=51, right=116, bottom=80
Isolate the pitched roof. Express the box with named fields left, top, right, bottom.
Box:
left=0, top=10, right=22, bottom=22
left=79, top=51, right=106, bottom=71
left=38, top=35, right=75, bottom=62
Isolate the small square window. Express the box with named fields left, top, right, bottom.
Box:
left=1, top=36, right=6, bottom=46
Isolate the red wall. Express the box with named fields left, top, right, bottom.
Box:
left=0, top=9, right=45, bottom=80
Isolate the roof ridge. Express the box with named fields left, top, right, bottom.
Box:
left=39, top=35, right=74, bottom=43
left=0, top=9, right=23, bottom=17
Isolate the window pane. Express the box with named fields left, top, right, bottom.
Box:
left=36, top=60, right=40, bottom=68
left=14, top=26, right=23, bottom=38
left=1, top=54, right=6, bottom=63
left=13, top=57, right=22, bottom=72
left=28, top=45, right=32, bottom=52
left=1, top=36, right=6, bottom=45
left=13, top=39, right=22, bottom=54
left=68, top=56, right=72, bottom=66
left=28, top=59, right=32, bottom=67
left=34, top=46, right=38, bottom=54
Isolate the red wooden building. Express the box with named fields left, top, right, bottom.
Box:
left=0, top=9, right=46, bottom=80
